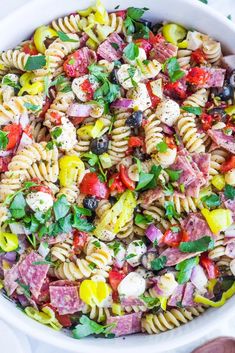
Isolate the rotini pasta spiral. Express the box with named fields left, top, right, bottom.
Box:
left=177, top=49, right=192, bottom=69
left=82, top=304, right=111, bottom=323
left=209, top=148, right=229, bottom=179
left=0, top=50, right=29, bottom=73
left=51, top=237, right=74, bottom=262
left=202, top=39, right=222, bottom=64
left=44, top=91, right=75, bottom=128
left=51, top=14, right=81, bottom=34
left=208, top=233, right=226, bottom=260
left=183, top=88, right=209, bottom=108
left=144, top=109, right=163, bottom=155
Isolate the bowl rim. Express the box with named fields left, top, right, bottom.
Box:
left=0, top=0, right=235, bottom=351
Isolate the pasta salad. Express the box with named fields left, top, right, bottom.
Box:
left=0, top=0, right=235, bottom=339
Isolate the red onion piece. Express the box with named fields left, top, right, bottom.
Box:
left=190, top=265, right=207, bottom=293
left=3, top=252, right=17, bottom=262
left=192, top=337, right=235, bottom=353
left=0, top=150, right=12, bottom=157
left=161, top=123, right=175, bottom=135
left=67, top=103, right=92, bottom=117
left=110, top=98, right=133, bottom=109
left=146, top=224, right=163, bottom=243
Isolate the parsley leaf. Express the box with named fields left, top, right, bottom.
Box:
left=151, top=256, right=167, bottom=271
left=111, top=42, right=119, bottom=50
left=165, top=169, right=182, bottom=182
left=201, top=194, right=221, bottom=208
left=224, top=184, right=235, bottom=200
left=164, top=201, right=180, bottom=220
left=133, top=21, right=150, bottom=40
left=51, top=127, right=62, bottom=139
left=135, top=172, right=154, bottom=191
left=127, top=7, right=148, bottom=20
left=57, top=31, right=79, bottom=42
left=24, top=102, right=41, bottom=112
left=176, top=257, right=199, bottom=284
left=9, top=192, right=26, bottom=219
left=53, top=195, right=70, bottom=221
left=182, top=106, right=202, bottom=115
left=0, top=130, right=9, bottom=150
left=24, top=55, right=46, bottom=71
left=124, top=7, right=149, bottom=38
left=179, top=236, right=214, bottom=253
left=156, top=141, right=168, bottom=152
left=16, top=280, right=31, bottom=298
left=2, top=75, right=20, bottom=89
left=163, top=57, right=185, bottom=82
left=72, top=315, right=115, bottom=339
left=143, top=165, right=162, bottom=190
left=94, top=81, right=120, bottom=104
left=199, top=0, right=208, bottom=3
left=108, top=241, right=121, bottom=256
left=227, top=14, right=232, bottom=21
left=123, top=42, right=139, bottom=60
left=139, top=295, right=160, bottom=308
left=73, top=205, right=95, bottom=232
left=135, top=213, right=153, bottom=225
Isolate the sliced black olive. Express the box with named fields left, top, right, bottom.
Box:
left=110, top=69, right=119, bottom=84
left=126, top=111, right=143, bottom=128
left=132, top=147, right=146, bottom=161
left=83, top=196, right=98, bottom=211
left=207, top=107, right=227, bottom=122
left=90, top=135, right=109, bottom=155
left=138, top=19, right=152, bottom=29
left=211, top=84, right=234, bottom=101
left=141, top=251, right=157, bottom=270
left=151, top=23, right=162, bottom=34
left=229, top=70, right=235, bottom=87
left=213, top=275, right=234, bottom=301
left=109, top=196, right=117, bottom=205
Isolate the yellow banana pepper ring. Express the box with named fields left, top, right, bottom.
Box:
left=33, top=25, right=58, bottom=54
left=19, top=72, right=44, bottom=96
left=211, top=175, right=226, bottom=191
left=0, top=232, right=18, bottom=252
left=79, top=280, right=111, bottom=306
left=162, top=23, right=187, bottom=47
left=25, top=306, right=62, bottom=330
left=59, top=155, right=85, bottom=187
left=194, top=282, right=235, bottom=307
left=201, top=208, right=233, bottom=234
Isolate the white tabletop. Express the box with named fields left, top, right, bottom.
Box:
left=1, top=1, right=235, bottom=352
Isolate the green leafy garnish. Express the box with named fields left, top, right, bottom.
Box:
left=82, top=152, right=107, bottom=182
left=3, top=181, right=38, bottom=206
left=44, top=75, right=71, bottom=96
left=33, top=260, right=55, bottom=266
left=16, top=280, right=31, bottom=298
left=123, top=42, right=139, bottom=60
left=73, top=205, right=95, bottom=232
left=51, top=127, right=62, bottom=139
left=156, top=141, right=168, bottom=153
left=139, top=295, right=160, bottom=308
left=201, top=194, right=221, bottom=208
left=135, top=172, right=154, bottom=191
left=124, top=7, right=150, bottom=39
left=227, top=14, right=232, bottom=21
left=72, top=315, right=115, bottom=339
left=108, top=241, right=121, bottom=256
left=46, top=141, right=55, bottom=150
left=57, top=31, right=79, bottom=42
left=164, top=201, right=180, bottom=220
left=176, top=257, right=199, bottom=284
left=24, top=102, right=41, bottom=112
left=24, top=55, right=46, bottom=71
left=151, top=256, right=167, bottom=271
left=9, top=192, right=26, bottom=219
left=179, top=236, right=214, bottom=253
left=224, top=184, right=235, bottom=200
left=143, top=165, right=162, bottom=190
left=53, top=195, right=70, bottom=221
left=182, top=106, right=202, bottom=115
left=125, top=253, right=136, bottom=260
left=2, top=76, right=20, bottom=89
left=165, top=169, right=182, bottom=182
left=110, top=42, right=119, bottom=50
left=0, top=130, right=9, bottom=150
left=135, top=213, right=153, bottom=225
left=163, top=57, right=185, bottom=82
left=199, top=0, right=208, bottom=3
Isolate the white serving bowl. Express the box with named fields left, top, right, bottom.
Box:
left=0, top=0, right=235, bottom=351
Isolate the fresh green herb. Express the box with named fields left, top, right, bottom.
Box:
left=34, top=209, right=51, bottom=223
left=24, top=55, right=46, bottom=71
left=174, top=134, right=181, bottom=146
left=224, top=184, right=235, bottom=200
left=134, top=213, right=153, bottom=225
left=163, top=57, right=185, bottom=82
left=88, top=262, right=97, bottom=270
left=24, top=102, right=41, bottom=112
left=2, top=76, right=20, bottom=89
left=227, top=14, right=232, bottom=21
left=143, top=59, right=150, bottom=65
left=114, top=5, right=120, bottom=9
left=164, top=201, right=180, bottom=220
left=94, top=80, right=120, bottom=105
left=163, top=183, right=175, bottom=196
left=123, top=42, right=139, bottom=60
left=176, top=257, right=199, bottom=284
left=51, top=127, right=62, bottom=139
left=113, top=60, right=122, bottom=68
left=182, top=106, right=202, bottom=116
left=110, top=42, right=119, bottom=50
left=0, top=130, right=9, bottom=150
left=201, top=194, right=221, bottom=208
left=57, top=31, right=79, bottom=42
left=133, top=21, right=150, bottom=40
left=224, top=128, right=233, bottom=136
left=153, top=239, right=158, bottom=248
left=9, top=192, right=26, bottom=219
left=88, top=63, right=109, bottom=82
left=46, top=141, right=55, bottom=150
left=73, top=206, right=92, bottom=217
left=199, top=0, right=208, bottom=4
left=82, top=152, right=107, bottom=182
left=73, top=205, right=95, bottom=232
left=44, top=75, right=71, bottom=96
left=33, top=260, right=55, bottom=266
left=26, top=234, right=37, bottom=249
left=139, top=295, right=160, bottom=308
left=53, top=195, right=70, bottom=221
left=58, top=214, right=73, bottom=233
left=124, top=7, right=150, bottom=39
left=3, top=181, right=38, bottom=206
left=151, top=256, right=167, bottom=271
left=72, top=315, right=116, bottom=339
left=108, top=241, right=121, bottom=256
left=134, top=157, right=143, bottom=174
left=156, top=141, right=168, bottom=153
left=143, top=165, right=162, bottom=190
left=127, top=66, right=138, bottom=87
left=16, top=280, right=31, bottom=298
left=179, top=236, right=214, bottom=253
left=92, top=240, right=101, bottom=248
left=125, top=253, right=136, bottom=260
left=135, top=172, right=154, bottom=191
left=165, top=169, right=182, bottom=182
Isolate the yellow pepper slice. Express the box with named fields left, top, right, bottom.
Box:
left=79, top=280, right=111, bottom=306
left=201, top=208, right=233, bottom=234
left=194, top=282, right=235, bottom=307
left=25, top=306, right=62, bottom=330
left=94, top=0, right=109, bottom=25
left=162, top=23, right=187, bottom=46
left=211, top=175, right=226, bottom=191
left=158, top=296, right=167, bottom=311
left=77, top=119, right=104, bottom=139
left=225, top=105, right=235, bottom=116
left=112, top=303, right=124, bottom=316
left=59, top=155, right=85, bottom=187
left=33, top=25, right=58, bottom=54
left=0, top=232, right=18, bottom=252
left=19, top=72, right=44, bottom=96
left=77, top=7, right=94, bottom=17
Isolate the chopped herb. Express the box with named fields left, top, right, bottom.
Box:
left=26, top=234, right=37, bottom=249
left=176, top=257, right=199, bottom=284
left=9, top=192, right=26, bottom=219
left=16, top=280, right=31, bottom=298
left=179, top=236, right=214, bottom=253
left=24, top=102, right=41, bottom=112
left=114, top=5, right=120, bottom=9
left=33, top=260, right=54, bottom=266
left=201, top=194, right=221, bottom=208
left=151, top=256, right=167, bottom=271
left=153, top=239, right=158, bottom=248
left=224, top=184, right=235, bottom=200
left=133, top=21, right=150, bottom=40
left=0, top=130, right=9, bottom=150
left=108, top=241, right=121, bottom=256
left=57, top=31, right=79, bottom=42
left=139, top=295, right=160, bottom=308
left=227, top=14, right=232, bottom=21
left=199, top=0, right=208, bottom=3
left=73, top=205, right=95, bottom=232
left=111, top=42, right=119, bottom=50
left=73, top=206, right=92, bottom=217
left=143, top=165, right=162, bottom=190
left=171, top=226, right=180, bottom=232
left=163, top=183, right=175, bottom=196
left=72, top=315, right=116, bottom=339
left=51, top=127, right=62, bottom=139
left=135, top=213, right=153, bottom=225
left=92, top=240, right=101, bottom=248
left=163, top=57, right=185, bottom=82
left=46, top=141, right=55, bottom=150
left=83, top=152, right=99, bottom=166
left=24, top=55, right=46, bottom=71
left=164, top=201, right=180, bottom=220
left=165, top=169, right=182, bottom=182
left=143, top=59, right=150, bottom=65
left=123, top=42, right=139, bottom=60
left=125, top=253, right=136, bottom=260
left=2, top=76, right=20, bottom=89
left=135, top=172, right=154, bottom=191
left=174, top=134, right=181, bottom=146
left=156, top=141, right=168, bottom=153
left=88, top=262, right=97, bottom=270
left=182, top=106, right=202, bottom=115
left=53, top=195, right=70, bottom=221
left=124, top=7, right=149, bottom=39
left=223, top=128, right=233, bottom=136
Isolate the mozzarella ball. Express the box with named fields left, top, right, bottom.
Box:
left=158, top=273, right=178, bottom=298
left=26, top=191, right=53, bottom=213
left=117, top=64, right=141, bottom=90
left=51, top=117, right=77, bottom=151
left=156, top=99, right=180, bottom=126
left=124, top=47, right=147, bottom=65
left=127, top=83, right=152, bottom=111
left=118, top=272, right=146, bottom=297
left=225, top=169, right=235, bottom=186
left=110, top=241, right=126, bottom=269
left=72, top=75, right=98, bottom=102
left=126, top=240, right=147, bottom=267
left=186, top=31, right=205, bottom=50
left=156, top=147, right=177, bottom=168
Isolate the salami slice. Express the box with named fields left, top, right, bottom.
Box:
left=161, top=247, right=200, bottom=266
left=181, top=213, right=214, bottom=241
left=3, top=263, right=20, bottom=295
left=106, top=312, right=142, bottom=337
left=97, top=33, right=124, bottom=62
left=168, top=284, right=185, bottom=307
left=49, top=284, right=83, bottom=315
left=207, top=130, right=235, bottom=154
left=182, top=282, right=195, bottom=307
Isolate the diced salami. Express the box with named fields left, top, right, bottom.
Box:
left=106, top=312, right=142, bottom=337
left=202, top=67, right=226, bottom=88
left=192, top=153, right=211, bottom=184
left=121, top=297, right=146, bottom=307
left=151, top=41, right=178, bottom=63
left=182, top=282, right=195, bottom=307
left=18, top=251, right=49, bottom=299
left=225, top=241, right=235, bottom=258
left=182, top=213, right=214, bottom=241
left=168, top=284, right=185, bottom=307
left=224, top=198, right=235, bottom=214
left=3, top=263, right=20, bottom=295
left=97, top=33, right=124, bottom=62
left=49, top=284, right=83, bottom=315
left=140, top=188, right=185, bottom=206
left=161, top=248, right=199, bottom=266
left=172, top=155, right=197, bottom=186
left=207, top=130, right=235, bottom=154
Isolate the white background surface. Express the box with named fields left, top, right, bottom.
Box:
left=1, top=0, right=235, bottom=352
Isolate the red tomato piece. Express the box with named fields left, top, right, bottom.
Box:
left=0, top=156, right=11, bottom=172
left=109, top=269, right=126, bottom=291
left=80, top=79, right=94, bottom=101
left=220, top=155, right=235, bottom=173
left=119, top=164, right=135, bottom=191
left=112, top=10, right=127, bottom=19
left=186, top=67, right=210, bottom=86
left=134, top=39, right=152, bottom=55
left=3, top=124, right=22, bottom=150
left=146, top=81, right=161, bottom=108
left=200, top=255, right=219, bottom=279
left=30, top=185, right=53, bottom=195
left=23, top=125, right=33, bottom=139
left=128, top=136, right=144, bottom=148
left=109, top=173, right=126, bottom=194
left=149, top=32, right=165, bottom=45
left=73, top=230, right=88, bottom=253
left=181, top=230, right=190, bottom=243
left=69, top=117, right=85, bottom=126
left=80, top=172, right=109, bottom=199
left=200, top=113, right=213, bottom=131
left=165, top=136, right=177, bottom=150
left=191, top=49, right=206, bottom=65
left=55, top=313, right=72, bottom=327
left=49, top=111, right=62, bottom=126
left=164, top=81, right=187, bottom=100
left=163, top=227, right=182, bottom=248
left=63, top=48, right=96, bottom=78
left=39, top=97, right=52, bottom=119
left=22, top=42, right=38, bottom=55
